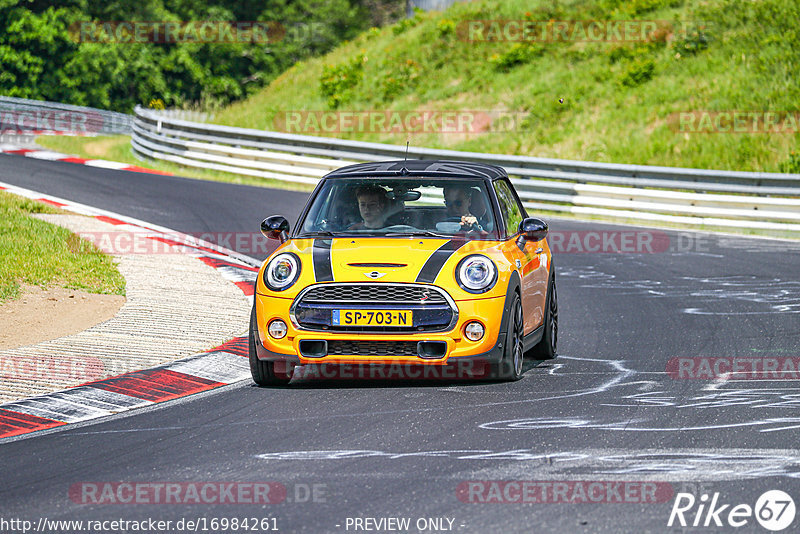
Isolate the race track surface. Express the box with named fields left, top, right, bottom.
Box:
left=1, top=154, right=799, bottom=533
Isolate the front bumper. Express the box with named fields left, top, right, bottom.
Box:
left=253, top=292, right=508, bottom=366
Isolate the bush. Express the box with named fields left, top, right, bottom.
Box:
left=379, top=59, right=419, bottom=101
left=619, top=58, right=655, bottom=86
left=779, top=151, right=800, bottom=174
left=319, top=54, right=367, bottom=108
left=490, top=43, right=544, bottom=71
left=672, top=27, right=710, bottom=56
left=437, top=18, right=456, bottom=37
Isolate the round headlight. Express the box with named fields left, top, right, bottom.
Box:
left=456, top=255, right=497, bottom=293
left=264, top=253, right=301, bottom=291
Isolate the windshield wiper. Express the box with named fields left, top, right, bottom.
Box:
left=297, top=231, right=336, bottom=238
left=383, top=231, right=450, bottom=238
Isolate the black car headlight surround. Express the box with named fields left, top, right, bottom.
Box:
left=456, top=255, right=497, bottom=293
left=263, top=252, right=301, bottom=291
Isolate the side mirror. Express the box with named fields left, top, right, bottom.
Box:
left=261, top=216, right=290, bottom=243
left=519, top=217, right=548, bottom=241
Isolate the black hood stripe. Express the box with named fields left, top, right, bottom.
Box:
left=312, top=239, right=334, bottom=282
left=415, top=240, right=466, bottom=284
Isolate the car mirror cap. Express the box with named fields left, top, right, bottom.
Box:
left=261, top=215, right=290, bottom=242
left=519, top=217, right=548, bottom=241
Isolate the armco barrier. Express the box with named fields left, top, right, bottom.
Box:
left=129, top=105, right=797, bottom=234
left=0, top=96, right=132, bottom=135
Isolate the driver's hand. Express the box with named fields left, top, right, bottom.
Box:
left=461, top=215, right=478, bottom=227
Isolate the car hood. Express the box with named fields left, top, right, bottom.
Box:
left=280, top=237, right=501, bottom=285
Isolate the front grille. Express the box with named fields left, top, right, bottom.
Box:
left=301, top=284, right=447, bottom=304
left=292, top=283, right=457, bottom=333
left=327, top=340, right=419, bottom=357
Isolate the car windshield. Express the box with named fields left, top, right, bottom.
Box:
left=296, top=177, right=500, bottom=239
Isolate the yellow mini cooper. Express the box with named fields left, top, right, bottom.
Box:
left=249, top=160, right=557, bottom=384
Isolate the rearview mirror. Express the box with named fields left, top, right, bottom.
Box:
left=261, top=216, right=290, bottom=242
left=519, top=217, right=548, bottom=241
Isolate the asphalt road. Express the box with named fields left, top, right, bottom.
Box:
left=1, top=154, right=800, bottom=533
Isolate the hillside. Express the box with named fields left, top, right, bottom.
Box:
left=213, top=0, right=800, bottom=173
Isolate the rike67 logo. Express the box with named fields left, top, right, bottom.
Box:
left=668, top=490, right=796, bottom=531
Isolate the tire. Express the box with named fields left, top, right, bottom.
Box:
left=495, top=292, right=524, bottom=381
left=528, top=270, right=558, bottom=360
left=249, top=306, right=292, bottom=386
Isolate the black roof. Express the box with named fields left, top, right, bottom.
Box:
left=322, top=160, right=507, bottom=180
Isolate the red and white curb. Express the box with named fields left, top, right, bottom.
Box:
left=0, top=143, right=172, bottom=175
left=0, top=181, right=261, bottom=440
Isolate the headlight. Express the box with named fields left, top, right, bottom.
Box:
left=264, top=253, right=301, bottom=291
left=456, top=255, right=497, bottom=293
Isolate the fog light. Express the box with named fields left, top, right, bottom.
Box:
left=268, top=319, right=287, bottom=339
left=464, top=321, right=485, bottom=341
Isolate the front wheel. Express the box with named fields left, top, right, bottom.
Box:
left=249, top=306, right=292, bottom=386
left=528, top=270, right=558, bottom=360
left=494, top=292, right=524, bottom=381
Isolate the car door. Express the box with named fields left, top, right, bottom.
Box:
left=493, top=178, right=548, bottom=334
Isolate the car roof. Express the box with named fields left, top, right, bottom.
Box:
left=322, top=160, right=508, bottom=181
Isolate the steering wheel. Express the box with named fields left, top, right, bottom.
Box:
left=444, top=215, right=482, bottom=232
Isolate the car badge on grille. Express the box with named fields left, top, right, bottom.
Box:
left=364, top=271, right=387, bottom=279
left=420, top=290, right=431, bottom=302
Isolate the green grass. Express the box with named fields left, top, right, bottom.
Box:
left=212, top=0, right=799, bottom=173
left=35, top=135, right=315, bottom=193
left=0, top=191, right=126, bottom=302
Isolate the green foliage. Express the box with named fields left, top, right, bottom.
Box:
left=391, top=7, right=424, bottom=35
left=0, top=0, right=375, bottom=112
left=490, top=43, right=543, bottom=71
left=599, top=0, right=683, bottom=16
left=779, top=151, right=800, bottom=174
left=436, top=18, right=456, bottom=37
left=619, top=58, right=655, bottom=87
left=379, top=59, right=419, bottom=101
left=212, top=0, right=800, bottom=174
left=320, top=54, right=367, bottom=108
left=0, top=191, right=126, bottom=302
left=672, top=27, right=710, bottom=56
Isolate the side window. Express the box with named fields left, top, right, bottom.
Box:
left=493, top=179, right=524, bottom=237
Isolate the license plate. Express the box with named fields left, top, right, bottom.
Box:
left=332, top=309, right=412, bottom=326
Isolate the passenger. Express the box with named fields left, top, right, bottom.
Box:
left=349, top=185, right=389, bottom=229
left=443, top=185, right=485, bottom=232
left=468, top=188, right=492, bottom=229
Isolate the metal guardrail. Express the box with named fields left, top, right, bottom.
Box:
left=0, top=96, right=132, bottom=135
left=132, top=106, right=800, bottom=233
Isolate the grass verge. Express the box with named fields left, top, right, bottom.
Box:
left=213, top=0, right=800, bottom=173
left=0, top=191, right=126, bottom=303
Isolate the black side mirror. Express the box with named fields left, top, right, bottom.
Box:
left=519, top=217, right=548, bottom=241
left=261, top=216, right=290, bottom=242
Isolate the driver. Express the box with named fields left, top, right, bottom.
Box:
left=443, top=185, right=484, bottom=232
left=349, top=185, right=389, bottom=229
